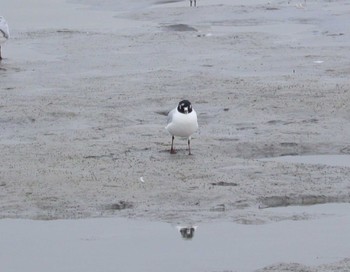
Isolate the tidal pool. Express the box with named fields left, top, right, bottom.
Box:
left=1, top=203, right=350, bottom=272
left=261, top=154, right=350, bottom=167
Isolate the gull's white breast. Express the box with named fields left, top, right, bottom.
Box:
left=0, top=16, right=10, bottom=44
left=166, top=109, right=198, bottom=138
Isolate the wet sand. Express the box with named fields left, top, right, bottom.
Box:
left=1, top=0, right=350, bottom=270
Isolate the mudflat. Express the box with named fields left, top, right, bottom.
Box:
left=2, top=0, right=350, bottom=270
left=1, top=0, right=350, bottom=229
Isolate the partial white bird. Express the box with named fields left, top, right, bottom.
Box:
left=165, top=100, right=198, bottom=155
left=0, top=16, right=10, bottom=60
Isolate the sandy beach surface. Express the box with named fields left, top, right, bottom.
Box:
left=1, top=0, right=350, bottom=270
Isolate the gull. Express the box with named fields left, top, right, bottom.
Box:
left=0, top=16, right=10, bottom=60
left=165, top=100, right=198, bottom=155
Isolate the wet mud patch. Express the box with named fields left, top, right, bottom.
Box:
left=21, top=29, right=97, bottom=39
left=84, top=153, right=117, bottom=161
left=234, top=142, right=350, bottom=159
left=259, top=195, right=350, bottom=209
left=280, top=142, right=298, bottom=147
left=162, top=24, right=198, bottom=32
left=211, top=181, right=238, bottom=187
left=154, top=110, right=169, bottom=116
left=155, top=0, right=182, bottom=4
left=215, top=137, right=239, bottom=142
left=340, top=146, right=350, bottom=154
left=0, top=66, right=22, bottom=73
left=266, top=118, right=319, bottom=126
left=105, top=201, right=134, bottom=211
left=56, top=29, right=92, bottom=34
left=234, top=142, right=307, bottom=159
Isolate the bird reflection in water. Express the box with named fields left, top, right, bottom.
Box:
left=177, top=226, right=197, bottom=240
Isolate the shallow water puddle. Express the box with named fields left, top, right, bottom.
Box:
left=261, top=154, right=350, bottom=167
left=1, top=204, right=350, bottom=272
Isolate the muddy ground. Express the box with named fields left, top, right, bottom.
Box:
left=1, top=0, right=350, bottom=270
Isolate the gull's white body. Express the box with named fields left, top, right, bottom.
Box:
left=165, top=100, right=198, bottom=155
left=166, top=107, right=198, bottom=138
left=0, top=16, right=9, bottom=60
left=0, top=16, right=9, bottom=45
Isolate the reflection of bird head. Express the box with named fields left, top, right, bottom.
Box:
left=177, top=226, right=197, bottom=240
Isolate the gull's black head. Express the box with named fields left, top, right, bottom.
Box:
left=177, top=100, right=193, bottom=114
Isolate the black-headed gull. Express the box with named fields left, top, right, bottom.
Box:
left=165, top=100, right=198, bottom=155
left=0, top=16, right=10, bottom=60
